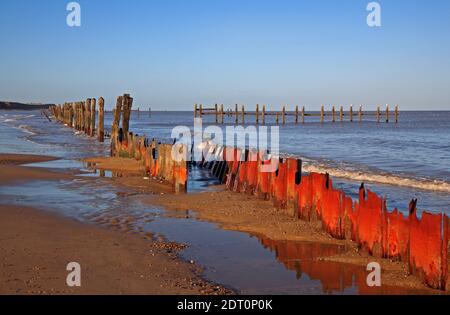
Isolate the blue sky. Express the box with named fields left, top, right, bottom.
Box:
left=0, top=0, right=449, bottom=110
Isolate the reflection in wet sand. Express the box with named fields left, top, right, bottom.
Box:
left=256, top=236, right=430, bottom=294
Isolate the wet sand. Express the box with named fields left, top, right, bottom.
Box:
left=0, top=154, right=231, bottom=295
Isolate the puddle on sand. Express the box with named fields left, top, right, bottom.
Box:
left=0, top=174, right=432, bottom=295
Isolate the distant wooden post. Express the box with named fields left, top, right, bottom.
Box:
left=149, top=107, right=152, bottom=117
left=137, top=107, right=140, bottom=118
left=91, top=98, right=96, bottom=136
left=199, top=104, right=203, bottom=118
left=377, top=106, right=381, bottom=123
left=321, top=105, right=325, bottom=123
left=332, top=106, right=335, bottom=122
left=215, top=103, right=218, bottom=123
left=349, top=105, right=353, bottom=122
left=235, top=104, right=238, bottom=124
left=256, top=104, right=259, bottom=124
left=275, top=112, right=279, bottom=125
left=358, top=105, right=362, bottom=123
left=295, top=105, right=299, bottom=124
left=98, top=97, right=105, bottom=142
left=241, top=105, right=245, bottom=124
left=340, top=106, right=343, bottom=122
left=262, top=105, right=266, bottom=125
left=220, top=104, right=224, bottom=124
left=386, top=104, right=390, bottom=123
left=394, top=105, right=398, bottom=123
left=282, top=106, right=286, bottom=125
left=194, top=104, right=198, bottom=118
left=301, top=106, right=305, bottom=124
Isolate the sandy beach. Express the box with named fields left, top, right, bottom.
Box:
left=0, top=154, right=231, bottom=295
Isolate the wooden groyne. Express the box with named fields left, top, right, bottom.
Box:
left=198, top=143, right=449, bottom=291
left=50, top=94, right=189, bottom=193
left=50, top=98, right=106, bottom=142
left=50, top=96, right=448, bottom=291
left=194, top=104, right=399, bottom=124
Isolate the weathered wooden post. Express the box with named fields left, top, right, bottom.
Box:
left=194, top=104, right=198, bottom=118
left=377, top=106, right=381, bottom=123
left=85, top=98, right=91, bottom=134
left=214, top=104, right=218, bottom=123
left=386, top=104, right=390, bottom=123
left=332, top=106, right=335, bottom=122
left=302, top=106, right=305, bottom=124
left=358, top=105, right=362, bottom=123
left=235, top=104, right=238, bottom=124
left=90, top=98, right=96, bottom=136
left=256, top=104, right=259, bottom=124
left=394, top=105, right=398, bottom=123
left=262, top=105, right=266, bottom=125
left=98, top=97, right=105, bottom=142
left=295, top=105, right=299, bottom=124
left=275, top=112, right=279, bottom=125
left=340, top=106, right=343, bottom=122
left=349, top=105, right=353, bottom=122
left=122, top=94, right=133, bottom=135
left=199, top=104, right=203, bottom=118
left=220, top=104, right=224, bottom=124
left=111, top=96, right=123, bottom=156
left=320, top=105, right=324, bottom=123
left=241, top=105, right=245, bottom=124
left=282, top=106, right=286, bottom=125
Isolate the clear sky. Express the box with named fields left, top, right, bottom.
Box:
left=1, top=0, right=449, bottom=110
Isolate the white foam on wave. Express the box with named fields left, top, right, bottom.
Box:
left=301, top=162, right=450, bottom=193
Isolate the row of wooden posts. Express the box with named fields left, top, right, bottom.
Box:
left=194, top=104, right=399, bottom=124
left=50, top=98, right=106, bottom=142
left=199, top=142, right=449, bottom=291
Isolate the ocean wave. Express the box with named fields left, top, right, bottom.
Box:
left=301, top=162, right=450, bottom=193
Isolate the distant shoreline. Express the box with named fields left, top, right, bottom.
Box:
left=0, top=101, right=53, bottom=110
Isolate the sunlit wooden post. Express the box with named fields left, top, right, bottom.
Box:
left=320, top=105, right=324, bottom=123
left=91, top=98, right=96, bottom=136
left=349, top=105, right=353, bottom=122
left=256, top=104, right=259, bottom=124
left=215, top=103, right=218, bottom=123
left=302, top=106, right=305, bottom=124
left=332, top=106, right=335, bottom=122
left=220, top=104, right=224, bottom=124
left=295, top=105, right=299, bottom=124
left=85, top=98, right=91, bottom=134
left=386, top=104, right=390, bottom=123
left=241, top=105, right=245, bottom=124
left=98, top=97, right=105, bottom=142
left=262, top=105, right=266, bottom=125
left=199, top=104, right=203, bottom=118
left=340, top=106, right=343, bottom=122
left=194, top=104, right=198, bottom=118
left=282, top=106, right=286, bottom=125
left=394, top=105, right=398, bottom=123
left=122, top=94, right=133, bottom=135
left=358, top=105, right=362, bottom=123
